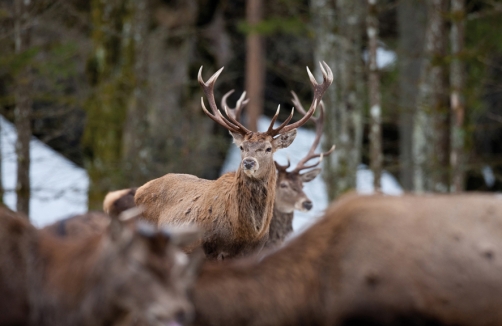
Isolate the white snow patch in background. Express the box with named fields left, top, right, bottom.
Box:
left=221, top=116, right=403, bottom=233
left=482, top=165, right=496, bottom=188
left=1, top=116, right=89, bottom=228
left=363, top=47, right=397, bottom=69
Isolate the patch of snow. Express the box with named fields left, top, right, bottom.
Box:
left=482, top=165, right=495, bottom=188
left=1, top=116, right=89, bottom=228
left=221, top=116, right=403, bottom=233
left=363, top=46, right=397, bottom=69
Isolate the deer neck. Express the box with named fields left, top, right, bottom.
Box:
left=234, top=166, right=276, bottom=237
left=265, top=206, right=294, bottom=248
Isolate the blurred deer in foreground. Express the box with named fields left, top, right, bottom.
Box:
left=0, top=207, right=202, bottom=326
left=225, top=90, right=335, bottom=249
left=135, top=62, right=333, bottom=260
left=192, top=193, right=502, bottom=325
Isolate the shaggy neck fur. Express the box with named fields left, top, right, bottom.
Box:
left=234, top=164, right=277, bottom=239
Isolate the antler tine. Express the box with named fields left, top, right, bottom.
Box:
left=200, top=98, right=239, bottom=133
left=224, top=106, right=252, bottom=133
left=291, top=91, right=320, bottom=124
left=222, top=90, right=249, bottom=122
left=274, top=157, right=291, bottom=172
left=268, top=61, right=333, bottom=137
left=292, top=101, right=335, bottom=173
left=198, top=66, right=251, bottom=135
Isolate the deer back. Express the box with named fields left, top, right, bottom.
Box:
left=192, top=193, right=502, bottom=325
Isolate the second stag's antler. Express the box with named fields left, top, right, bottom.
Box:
left=198, top=61, right=333, bottom=136
left=275, top=92, right=336, bottom=174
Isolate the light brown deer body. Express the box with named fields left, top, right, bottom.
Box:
left=0, top=207, right=202, bottom=326
left=136, top=63, right=333, bottom=260
left=192, top=193, right=502, bottom=325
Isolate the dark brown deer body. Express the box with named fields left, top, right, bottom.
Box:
left=0, top=207, right=201, bottom=326
left=192, top=194, right=502, bottom=325
left=42, top=211, right=110, bottom=239
left=135, top=63, right=333, bottom=260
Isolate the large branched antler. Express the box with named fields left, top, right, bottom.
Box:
left=221, top=90, right=249, bottom=122
left=198, top=67, right=252, bottom=135
left=288, top=92, right=335, bottom=173
left=266, top=61, right=333, bottom=137
left=198, top=62, right=333, bottom=138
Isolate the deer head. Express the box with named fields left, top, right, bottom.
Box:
left=198, top=62, right=333, bottom=180
left=274, top=93, right=335, bottom=213
left=105, top=216, right=203, bottom=325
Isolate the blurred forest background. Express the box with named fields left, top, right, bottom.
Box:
left=0, top=0, right=502, bottom=214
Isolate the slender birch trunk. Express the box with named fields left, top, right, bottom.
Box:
left=367, top=0, right=382, bottom=191
left=450, top=0, right=466, bottom=192
left=245, top=0, right=265, bottom=132
left=14, top=0, right=32, bottom=216
left=398, top=0, right=426, bottom=190
left=311, top=0, right=365, bottom=200
left=414, top=0, right=448, bottom=192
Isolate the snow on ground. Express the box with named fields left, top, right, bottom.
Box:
left=221, top=116, right=403, bottom=232
left=1, top=116, right=89, bottom=228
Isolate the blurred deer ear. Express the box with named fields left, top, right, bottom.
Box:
left=273, top=129, right=297, bottom=149
left=230, top=131, right=245, bottom=146
left=300, top=168, right=322, bottom=183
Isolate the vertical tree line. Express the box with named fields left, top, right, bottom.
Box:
left=13, top=0, right=32, bottom=216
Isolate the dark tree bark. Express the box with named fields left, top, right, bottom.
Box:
left=245, top=0, right=265, bottom=132
left=84, top=0, right=140, bottom=209
left=122, top=0, right=151, bottom=187
left=398, top=0, right=427, bottom=191
left=450, top=0, right=466, bottom=192
left=367, top=0, right=382, bottom=191
left=14, top=0, right=32, bottom=216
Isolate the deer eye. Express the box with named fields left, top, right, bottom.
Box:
left=266, top=147, right=272, bottom=153
left=280, top=182, right=288, bottom=188
left=240, top=146, right=244, bottom=151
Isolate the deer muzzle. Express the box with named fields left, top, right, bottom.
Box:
left=242, top=158, right=258, bottom=172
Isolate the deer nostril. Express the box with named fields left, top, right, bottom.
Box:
left=303, top=201, right=313, bottom=211
left=243, top=158, right=256, bottom=170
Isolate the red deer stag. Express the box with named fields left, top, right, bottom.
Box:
left=191, top=193, right=502, bottom=325
left=223, top=90, right=335, bottom=249
left=135, top=62, right=333, bottom=260
left=0, top=207, right=202, bottom=326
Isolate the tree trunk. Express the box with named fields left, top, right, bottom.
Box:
left=413, top=0, right=448, bottom=192
left=14, top=0, right=32, bottom=217
left=122, top=0, right=151, bottom=187
left=312, top=0, right=365, bottom=200
left=147, top=0, right=209, bottom=179
left=84, top=0, right=136, bottom=209
left=450, top=0, right=466, bottom=192
left=245, top=0, right=265, bottom=132
left=367, top=0, right=382, bottom=191
left=398, top=0, right=427, bottom=190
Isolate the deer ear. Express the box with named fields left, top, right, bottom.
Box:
left=300, top=168, right=322, bottom=183
left=272, top=129, right=297, bottom=149
left=230, top=131, right=245, bottom=146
